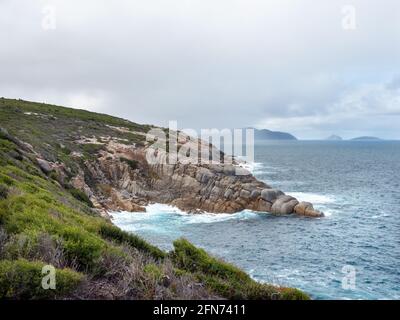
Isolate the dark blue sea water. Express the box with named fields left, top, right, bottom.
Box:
left=112, top=141, right=400, bottom=300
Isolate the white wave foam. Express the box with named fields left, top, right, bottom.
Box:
left=288, top=192, right=335, bottom=205
left=236, top=160, right=264, bottom=175
left=284, top=192, right=336, bottom=217
left=110, top=203, right=260, bottom=229
left=184, top=210, right=260, bottom=224
left=371, top=213, right=391, bottom=219
left=320, top=209, right=335, bottom=217
left=145, top=203, right=236, bottom=223
left=145, top=203, right=186, bottom=215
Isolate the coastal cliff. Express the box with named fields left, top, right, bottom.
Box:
left=0, top=98, right=322, bottom=219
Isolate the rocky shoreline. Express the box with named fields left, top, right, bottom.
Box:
left=65, top=133, right=324, bottom=218
left=0, top=109, right=323, bottom=219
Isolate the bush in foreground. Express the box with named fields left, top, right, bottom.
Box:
left=171, top=238, right=310, bottom=300
left=0, top=184, right=8, bottom=199
left=0, top=259, right=83, bottom=299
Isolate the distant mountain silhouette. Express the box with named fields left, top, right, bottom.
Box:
left=326, top=135, right=343, bottom=141
left=351, top=136, right=383, bottom=141
left=250, top=128, right=297, bottom=140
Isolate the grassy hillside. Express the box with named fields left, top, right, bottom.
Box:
left=0, top=98, right=309, bottom=300
left=0, top=98, right=151, bottom=172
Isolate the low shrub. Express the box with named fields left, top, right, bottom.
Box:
left=91, top=246, right=131, bottom=278
left=0, top=227, right=8, bottom=257
left=81, top=143, right=104, bottom=155
left=20, top=182, right=40, bottom=193
left=7, top=150, right=23, bottom=161
left=171, top=238, right=249, bottom=282
left=99, top=224, right=166, bottom=260
left=0, top=173, right=15, bottom=186
left=60, top=147, right=71, bottom=155
left=279, top=287, right=310, bottom=300
left=0, top=259, right=83, bottom=299
left=0, top=184, right=8, bottom=199
left=61, top=226, right=106, bottom=270
left=144, top=263, right=163, bottom=281
left=171, top=238, right=310, bottom=300
left=1, top=231, right=66, bottom=268
left=49, top=171, right=59, bottom=181
left=119, top=157, right=139, bottom=170
left=69, top=188, right=93, bottom=207
left=1, top=233, right=36, bottom=260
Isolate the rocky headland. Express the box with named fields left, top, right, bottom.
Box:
left=69, top=137, right=324, bottom=218
left=0, top=98, right=323, bottom=219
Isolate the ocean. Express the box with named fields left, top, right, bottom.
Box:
left=111, top=141, right=400, bottom=300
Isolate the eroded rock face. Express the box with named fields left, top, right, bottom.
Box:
left=66, top=139, right=323, bottom=218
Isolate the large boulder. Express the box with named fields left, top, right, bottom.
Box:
left=211, top=186, right=222, bottom=196
left=281, top=199, right=300, bottom=214
left=196, top=167, right=214, bottom=183
left=295, top=202, right=324, bottom=217
left=224, top=189, right=233, bottom=199
left=294, top=202, right=313, bottom=215
left=239, top=189, right=251, bottom=199
left=261, top=189, right=284, bottom=203
left=271, top=195, right=299, bottom=215
left=36, top=158, right=52, bottom=174
left=234, top=167, right=251, bottom=176
left=257, top=199, right=272, bottom=212
left=222, top=165, right=236, bottom=176
left=250, top=189, right=260, bottom=199
left=304, top=209, right=324, bottom=217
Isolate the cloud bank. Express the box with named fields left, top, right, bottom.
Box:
left=0, top=0, right=399, bottom=139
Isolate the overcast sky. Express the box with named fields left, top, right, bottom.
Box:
left=1, top=0, right=399, bottom=139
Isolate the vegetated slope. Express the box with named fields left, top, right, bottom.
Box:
left=0, top=98, right=308, bottom=300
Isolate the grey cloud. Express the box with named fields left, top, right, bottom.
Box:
left=386, top=76, right=400, bottom=90
left=0, top=0, right=399, bottom=138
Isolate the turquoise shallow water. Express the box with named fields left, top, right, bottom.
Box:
left=112, top=141, right=400, bottom=300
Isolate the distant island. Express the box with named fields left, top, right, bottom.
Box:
left=322, top=135, right=385, bottom=141
left=252, top=128, right=297, bottom=141
left=249, top=131, right=386, bottom=141
left=326, top=135, right=343, bottom=141
left=350, top=136, right=383, bottom=141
